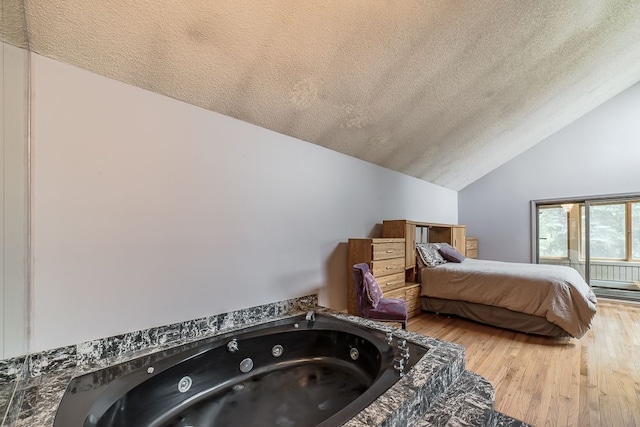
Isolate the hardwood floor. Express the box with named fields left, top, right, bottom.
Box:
left=408, top=299, right=640, bottom=427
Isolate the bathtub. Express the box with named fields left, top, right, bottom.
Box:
left=53, top=313, right=428, bottom=427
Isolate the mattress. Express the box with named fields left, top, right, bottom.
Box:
left=420, top=258, right=597, bottom=338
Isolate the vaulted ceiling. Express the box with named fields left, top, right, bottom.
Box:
left=3, top=1, right=640, bottom=190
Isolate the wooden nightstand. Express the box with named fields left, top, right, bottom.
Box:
left=465, top=237, right=478, bottom=259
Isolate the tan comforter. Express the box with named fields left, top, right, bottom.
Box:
left=420, top=258, right=597, bottom=338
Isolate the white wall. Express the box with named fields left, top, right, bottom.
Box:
left=30, top=54, right=458, bottom=353
left=459, top=82, right=640, bottom=263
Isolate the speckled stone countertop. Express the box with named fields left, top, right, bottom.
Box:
left=0, top=295, right=489, bottom=427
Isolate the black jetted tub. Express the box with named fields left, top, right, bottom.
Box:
left=53, top=313, right=428, bottom=427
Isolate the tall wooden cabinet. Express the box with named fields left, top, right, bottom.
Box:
left=347, top=238, right=422, bottom=318
left=428, top=225, right=466, bottom=254
left=382, top=219, right=466, bottom=282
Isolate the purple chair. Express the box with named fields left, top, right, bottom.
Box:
left=352, top=263, right=408, bottom=330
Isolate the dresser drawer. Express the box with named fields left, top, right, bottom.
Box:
left=371, top=257, right=405, bottom=277
left=466, top=249, right=477, bottom=259
left=405, top=283, right=421, bottom=313
left=372, top=242, right=405, bottom=260
left=384, top=287, right=406, bottom=300
left=376, top=272, right=405, bottom=292
left=406, top=298, right=421, bottom=313
left=405, top=284, right=421, bottom=301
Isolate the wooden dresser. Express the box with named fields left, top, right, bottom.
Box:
left=347, top=238, right=422, bottom=318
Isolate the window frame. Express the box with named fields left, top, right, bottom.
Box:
left=537, top=204, right=570, bottom=260
left=578, top=200, right=640, bottom=262
left=631, top=201, right=640, bottom=261
left=532, top=193, right=640, bottom=267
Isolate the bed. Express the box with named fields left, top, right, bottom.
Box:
left=417, top=244, right=597, bottom=338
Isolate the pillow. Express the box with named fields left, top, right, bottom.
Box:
left=435, top=242, right=455, bottom=252
left=362, top=270, right=383, bottom=308
left=416, top=243, right=446, bottom=267
left=437, top=244, right=465, bottom=263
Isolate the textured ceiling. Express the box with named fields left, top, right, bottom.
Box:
left=7, top=1, right=640, bottom=190
left=1, top=0, right=28, bottom=48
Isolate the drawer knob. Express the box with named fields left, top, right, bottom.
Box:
left=386, top=266, right=393, bottom=269
left=386, top=250, right=394, bottom=253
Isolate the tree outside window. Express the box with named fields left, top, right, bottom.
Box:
left=539, top=206, right=568, bottom=258
left=579, top=201, right=640, bottom=261
left=539, top=199, right=640, bottom=262
left=582, top=203, right=626, bottom=259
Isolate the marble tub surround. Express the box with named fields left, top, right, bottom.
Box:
left=1, top=294, right=523, bottom=427
left=25, top=294, right=317, bottom=378
left=492, top=413, right=530, bottom=427
left=256, top=311, right=528, bottom=427
left=1, top=294, right=317, bottom=427
left=330, top=312, right=466, bottom=427
left=415, top=371, right=494, bottom=427
left=0, top=357, right=28, bottom=384
left=0, top=357, right=27, bottom=426
left=413, top=370, right=530, bottom=427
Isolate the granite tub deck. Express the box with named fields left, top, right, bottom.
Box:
left=0, top=295, right=528, bottom=427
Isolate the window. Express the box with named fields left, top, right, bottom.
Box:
left=581, top=203, right=625, bottom=259
left=537, top=197, right=640, bottom=263
left=538, top=206, right=568, bottom=258
left=536, top=195, right=640, bottom=297
left=580, top=200, right=640, bottom=261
